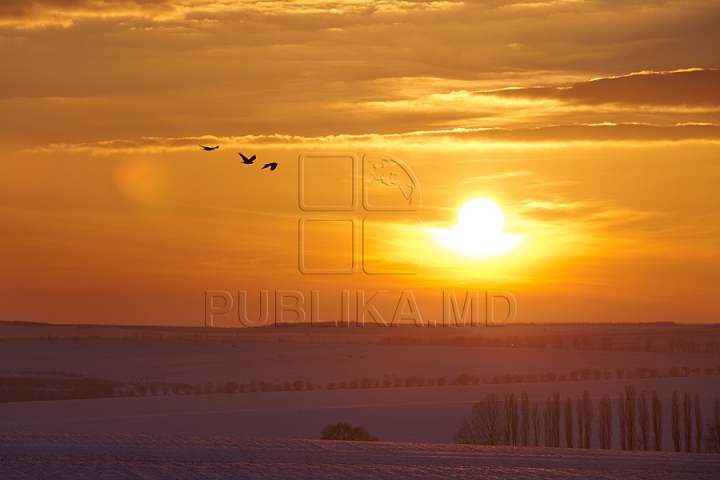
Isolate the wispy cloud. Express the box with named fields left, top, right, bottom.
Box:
left=28, top=123, right=720, bottom=155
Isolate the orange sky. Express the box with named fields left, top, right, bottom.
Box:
left=0, top=1, right=719, bottom=326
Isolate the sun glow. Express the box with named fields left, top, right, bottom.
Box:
left=432, top=199, right=523, bottom=256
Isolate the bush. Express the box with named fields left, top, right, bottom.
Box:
left=321, top=423, right=378, bottom=441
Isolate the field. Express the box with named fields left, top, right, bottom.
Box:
left=1, top=321, right=719, bottom=477
left=2, top=431, right=720, bottom=479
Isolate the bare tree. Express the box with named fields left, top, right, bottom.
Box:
left=544, top=393, right=561, bottom=447
left=705, top=397, right=720, bottom=453
left=565, top=398, right=574, bottom=448
left=576, top=396, right=584, bottom=448
left=581, top=391, right=593, bottom=448
left=599, top=394, right=612, bottom=449
left=625, top=386, right=637, bottom=450
left=619, top=392, right=627, bottom=450
left=695, top=394, right=703, bottom=453
left=652, top=391, right=663, bottom=451
left=671, top=391, right=680, bottom=452
left=520, top=391, right=530, bottom=446
left=454, top=393, right=505, bottom=445
left=504, top=392, right=518, bottom=446
left=531, top=401, right=541, bottom=446
left=683, top=392, right=692, bottom=452
left=638, top=390, right=649, bottom=450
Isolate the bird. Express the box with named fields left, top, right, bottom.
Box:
left=262, top=162, right=278, bottom=171
left=239, top=153, right=256, bottom=164
left=200, top=145, right=219, bottom=151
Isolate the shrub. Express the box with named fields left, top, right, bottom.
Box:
left=321, top=423, right=378, bottom=441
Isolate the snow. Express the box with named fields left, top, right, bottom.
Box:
left=1, top=431, right=719, bottom=479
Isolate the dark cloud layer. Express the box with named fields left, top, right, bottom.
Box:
left=485, top=69, right=720, bottom=107
left=0, top=1, right=718, bottom=147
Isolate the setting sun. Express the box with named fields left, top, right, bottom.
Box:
left=432, top=199, right=523, bottom=257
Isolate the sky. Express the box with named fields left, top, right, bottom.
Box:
left=0, top=0, right=719, bottom=326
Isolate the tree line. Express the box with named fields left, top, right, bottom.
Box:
left=454, top=388, right=720, bottom=453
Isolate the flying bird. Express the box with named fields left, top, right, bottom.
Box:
left=262, top=162, right=278, bottom=171
left=239, top=153, right=256, bottom=164
left=200, top=145, right=219, bottom=151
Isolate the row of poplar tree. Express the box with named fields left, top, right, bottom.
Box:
left=454, top=386, right=720, bottom=452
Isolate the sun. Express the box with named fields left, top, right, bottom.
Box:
left=432, top=198, right=523, bottom=256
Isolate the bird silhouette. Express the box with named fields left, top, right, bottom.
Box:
left=200, top=145, right=219, bottom=151
left=262, top=162, right=278, bottom=171
left=239, top=153, right=256, bottom=164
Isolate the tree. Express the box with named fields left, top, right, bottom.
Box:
left=321, top=423, right=378, bottom=441
left=565, top=398, right=574, bottom=448
left=638, top=390, right=649, bottom=450
left=571, top=392, right=593, bottom=449
left=520, top=391, right=530, bottom=446
left=576, top=396, right=584, bottom=449
left=705, top=397, right=720, bottom=453
left=544, top=393, right=561, bottom=447
left=531, top=401, right=541, bottom=446
left=683, top=392, right=692, bottom=452
left=505, top=392, right=518, bottom=446
left=619, top=393, right=627, bottom=450
left=625, top=386, right=637, bottom=450
left=695, top=394, right=703, bottom=453
left=599, top=394, right=612, bottom=449
left=454, top=393, right=504, bottom=445
left=652, top=391, right=663, bottom=451
left=671, top=391, right=681, bottom=452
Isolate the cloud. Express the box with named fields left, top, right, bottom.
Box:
left=0, top=0, right=463, bottom=28
left=28, top=123, right=720, bottom=156
left=484, top=69, right=720, bottom=107
left=1, top=2, right=718, bottom=148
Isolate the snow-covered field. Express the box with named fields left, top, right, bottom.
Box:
left=1, top=322, right=719, bottom=477
left=0, top=378, right=714, bottom=447
left=2, top=431, right=719, bottom=479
